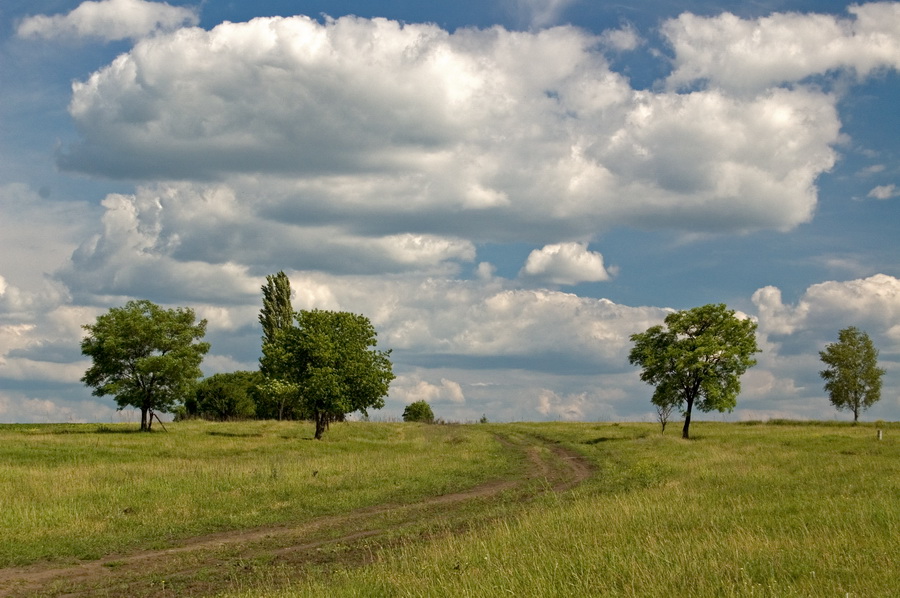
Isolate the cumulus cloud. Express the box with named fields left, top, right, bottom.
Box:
left=520, top=242, right=612, bottom=285
left=0, top=184, right=96, bottom=292
left=279, top=272, right=667, bottom=371
left=17, top=0, right=199, bottom=42
left=599, top=24, right=642, bottom=51
left=868, top=184, right=899, bottom=199
left=664, top=3, right=900, bottom=92
left=57, top=15, right=843, bottom=241
left=393, top=376, right=466, bottom=405
left=753, top=274, right=900, bottom=349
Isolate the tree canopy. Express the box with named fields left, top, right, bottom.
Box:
left=819, top=326, right=885, bottom=423
left=629, top=303, right=759, bottom=439
left=403, top=400, right=435, bottom=423
left=81, top=300, right=210, bottom=431
left=186, top=371, right=261, bottom=421
left=267, top=309, right=394, bottom=439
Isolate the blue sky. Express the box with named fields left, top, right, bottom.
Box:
left=1, top=0, right=898, bottom=424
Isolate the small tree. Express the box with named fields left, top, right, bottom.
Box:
left=819, top=327, right=885, bottom=423
left=270, top=309, right=394, bottom=439
left=629, top=303, right=759, bottom=439
left=81, top=300, right=209, bottom=431
left=254, top=377, right=306, bottom=421
left=403, top=400, right=435, bottom=423
left=654, top=397, right=675, bottom=433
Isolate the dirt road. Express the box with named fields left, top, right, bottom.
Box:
left=0, top=433, right=593, bottom=597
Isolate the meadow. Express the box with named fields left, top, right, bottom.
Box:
left=1, top=420, right=898, bottom=597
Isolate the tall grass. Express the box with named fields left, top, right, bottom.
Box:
left=235, top=422, right=900, bottom=597
left=0, top=420, right=516, bottom=567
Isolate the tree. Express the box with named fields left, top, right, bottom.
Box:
left=81, top=300, right=210, bottom=431
left=403, top=400, right=435, bottom=423
left=259, top=271, right=294, bottom=377
left=654, top=399, right=675, bottom=434
left=819, top=326, right=884, bottom=423
left=254, top=377, right=306, bottom=421
left=188, top=371, right=261, bottom=421
left=629, top=303, right=759, bottom=439
left=270, top=309, right=394, bottom=439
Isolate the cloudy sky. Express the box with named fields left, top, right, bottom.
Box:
left=1, top=0, right=898, bottom=424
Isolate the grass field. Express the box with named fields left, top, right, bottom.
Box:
left=2, top=419, right=898, bottom=597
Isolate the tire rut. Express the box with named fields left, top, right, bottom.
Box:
left=0, top=433, right=593, bottom=597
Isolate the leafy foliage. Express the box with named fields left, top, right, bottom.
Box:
left=819, top=327, right=884, bottom=423
left=259, top=271, right=294, bottom=378
left=403, top=400, right=435, bottom=423
left=629, top=303, right=759, bottom=439
left=268, top=309, right=394, bottom=439
left=186, top=371, right=261, bottom=421
left=81, top=300, right=209, bottom=431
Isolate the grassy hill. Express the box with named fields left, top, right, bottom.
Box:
left=1, top=420, right=897, bottom=596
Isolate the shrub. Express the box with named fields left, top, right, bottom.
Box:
left=402, top=400, right=435, bottom=423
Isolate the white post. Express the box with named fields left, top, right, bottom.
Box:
left=877, top=429, right=883, bottom=441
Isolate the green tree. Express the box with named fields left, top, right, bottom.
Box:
left=270, top=309, right=394, bottom=439
left=254, top=377, right=306, bottom=421
left=189, top=371, right=261, bottom=421
left=629, top=303, right=759, bottom=439
left=402, top=400, right=435, bottom=423
left=81, top=300, right=210, bottom=431
left=819, top=326, right=885, bottom=423
left=259, top=271, right=294, bottom=377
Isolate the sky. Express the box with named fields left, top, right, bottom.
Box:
left=1, top=0, right=899, bottom=425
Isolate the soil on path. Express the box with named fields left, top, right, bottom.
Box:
left=0, top=433, right=593, bottom=597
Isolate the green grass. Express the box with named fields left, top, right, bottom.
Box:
left=228, top=421, right=900, bottom=597
left=0, top=420, right=516, bottom=567
left=4, top=420, right=898, bottom=597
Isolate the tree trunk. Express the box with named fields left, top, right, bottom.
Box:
left=314, top=411, right=327, bottom=440
left=140, top=407, right=149, bottom=431
left=682, top=397, right=694, bottom=440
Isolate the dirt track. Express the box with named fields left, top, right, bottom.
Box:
left=0, top=433, right=593, bottom=597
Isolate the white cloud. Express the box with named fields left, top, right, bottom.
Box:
left=664, top=3, right=900, bottom=92
left=393, top=376, right=466, bottom=405
left=754, top=274, right=900, bottom=349
left=537, top=389, right=588, bottom=420
left=520, top=242, right=612, bottom=285
left=0, top=392, right=117, bottom=424
left=278, top=273, right=667, bottom=368
left=0, top=184, right=96, bottom=294
left=57, top=15, right=843, bottom=241
left=599, top=24, right=642, bottom=51
left=868, top=184, right=899, bottom=199
left=17, top=0, right=199, bottom=42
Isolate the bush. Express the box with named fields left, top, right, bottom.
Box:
left=402, top=400, right=435, bottom=423
left=190, top=371, right=261, bottom=421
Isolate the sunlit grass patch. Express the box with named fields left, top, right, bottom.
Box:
left=0, top=420, right=516, bottom=567
left=234, top=421, right=900, bottom=598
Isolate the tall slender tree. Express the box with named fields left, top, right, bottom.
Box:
left=819, top=326, right=884, bottom=423
left=259, top=271, right=294, bottom=378
left=259, top=271, right=294, bottom=346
